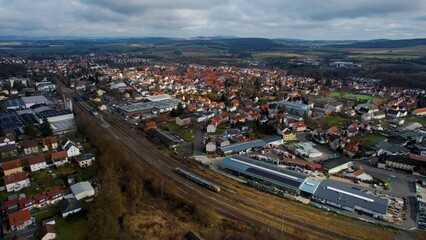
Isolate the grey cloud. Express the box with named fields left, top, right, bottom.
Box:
left=0, top=0, right=426, bottom=39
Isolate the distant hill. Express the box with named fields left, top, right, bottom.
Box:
left=329, top=38, right=426, bottom=48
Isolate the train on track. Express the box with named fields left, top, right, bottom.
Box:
left=174, top=167, right=221, bottom=192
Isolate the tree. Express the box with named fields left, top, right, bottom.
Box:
left=220, top=94, right=227, bottom=104
left=325, top=79, right=332, bottom=87
left=176, top=102, right=184, bottom=116
left=0, top=126, right=5, bottom=137
left=41, top=118, right=53, bottom=137
left=25, top=122, right=37, bottom=139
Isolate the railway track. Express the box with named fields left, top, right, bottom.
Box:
left=68, top=88, right=358, bottom=240
left=100, top=108, right=357, bottom=240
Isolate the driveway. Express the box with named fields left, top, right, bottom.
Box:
left=193, top=124, right=205, bottom=155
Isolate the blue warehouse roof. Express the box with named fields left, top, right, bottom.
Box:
left=218, top=155, right=308, bottom=191
left=219, top=135, right=282, bottom=153
left=313, top=179, right=389, bottom=215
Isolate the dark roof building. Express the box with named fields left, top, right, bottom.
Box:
left=321, top=156, right=352, bottom=174
left=146, top=128, right=181, bottom=148
left=59, top=199, right=81, bottom=217
left=218, top=155, right=308, bottom=194
left=219, top=135, right=282, bottom=154
left=312, top=179, right=389, bottom=217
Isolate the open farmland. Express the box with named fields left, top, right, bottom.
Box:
left=329, top=92, right=382, bottom=101
left=343, top=46, right=426, bottom=59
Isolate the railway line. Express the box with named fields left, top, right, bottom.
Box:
left=66, top=86, right=359, bottom=240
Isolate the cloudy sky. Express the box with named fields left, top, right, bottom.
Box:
left=1, top=0, right=426, bottom=40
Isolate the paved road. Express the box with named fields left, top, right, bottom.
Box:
left=354, top=159, right=426, bottom=228
left=68, top=92, right=358, bottom=240
left=193, top=124, right=204, bottom=155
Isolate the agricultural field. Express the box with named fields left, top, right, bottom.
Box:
left=329, top=91, right=382, bottom=101
left=343, top=45, right=426, bottom=59
left=405, top=117, right=426, bottom=125
left=252, top=52, right=305, bottom=58
left=323, top=115, right=347, bottom=125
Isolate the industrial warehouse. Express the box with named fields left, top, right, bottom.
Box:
left=312, top=180, right=389, bottom=218
left=218, top=135, right=282, bottom=155
left=218, top=155, right=389, bottom=217
left=218, top=155, right=309, bottom=195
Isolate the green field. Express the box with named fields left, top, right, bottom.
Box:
left=353, top=133, right=385, bottom=142
left=329, top=92, right=381, bottom=101
left=323, top=115, right=347, bottom=124
left=57, top=215, right=89, bottom=240
left=405, top=117, right=426, bottom=125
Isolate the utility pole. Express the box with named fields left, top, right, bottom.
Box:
left=280, top=207, right=285, bottom=239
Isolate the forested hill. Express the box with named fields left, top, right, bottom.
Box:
left=330, top=38, right=426, bottom=48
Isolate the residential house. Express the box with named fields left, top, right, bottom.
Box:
left=367, top=138, right=410, bottom=156
left=412, top=107, right=426, bottom=116
left=282, top=128, right=296, bottom=142
left=39, top=137, right=58, bottom=152
left=40, top=224, right=56, bottom=240
left=2, top=159, right=23, bottom=176
left=33, top=193, right=50, bottom=208
left=207, top=121, right=217, bottom=133
left=8, top=209, right=33, bottom=231
left=62, top=140, right=80, bottom=158
left=206, top=141, right=217, bottom=153
left=4, top=172, right=30, bottom=192
left=71, top=181, right=95, bottom=200
left=294, top=122, right=307, bottom=132
left=343, top=143, right=359, bottom=158
left=3, top=198, right=20, bottom=213
left=230, top=114, right=246, bottom=124
left=22, top=140, right=39, bottom=155
left=386, top=109, right=407, bottom=118
left=377, top=155, right=426, bottom=174
left=29, top=154, right=47, bottom=172
left=176, top=114, right=192, bottom=126
left=47, top=188, right=64, bottom=204
left=144, top=121, right=157, bottom=130
left=216, top=137, right=230, bottom=147
left=51, top=151, right=68, bottom=167
left=75, top=153, right=95, bottom=168
left=327, top=126, right=339, bottom=136
left=18, top=197, right=36, bottom=211
left=325, top=102, right=343, bottom=113
left=344, top=169, right=373, bottom=182
left=59, top=199, right=81, bottom=217
left=0, top=136, right=18, bottom=158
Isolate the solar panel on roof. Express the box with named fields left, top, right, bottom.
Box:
left=246, top=167, right=302, bottom=188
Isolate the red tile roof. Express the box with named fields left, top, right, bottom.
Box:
left=4, top=172, right=27, bottom=185
left=51, top=151, right=67, bottom=160
left=8, top=209, right=31, bottom=227
left=47, top=188, right=63, bottom=200
left=2, top=159, right=22, bottom=171
left=21, top=140, right=38, bottom=148
left=3, top=198, right=19, bottom=211
left=283, top=157, right=322, bottom=170
left=29, top=154, right=46, bottom=165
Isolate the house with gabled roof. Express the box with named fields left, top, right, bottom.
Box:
left=4, top=172, right=30, bottom=192
left=22, top=140, right=39, bottom=155
left=40, top=224, right=56, bottom=240
left=39, top=136, right=58, bottom=152
left=18, top=196, right=36, bottom=210
left=51, top=151, right=68, bottom=167
left=47, top=188, right=64, bottom=204
left=2, top=159, right=23, bottom=176
left=62, top=140, right=80, bottom=158
left=0, top=135, right=18, bottom=158
left=8, top=209, right=33, bottom=231
left=29, top=154, right=47, bottom=172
